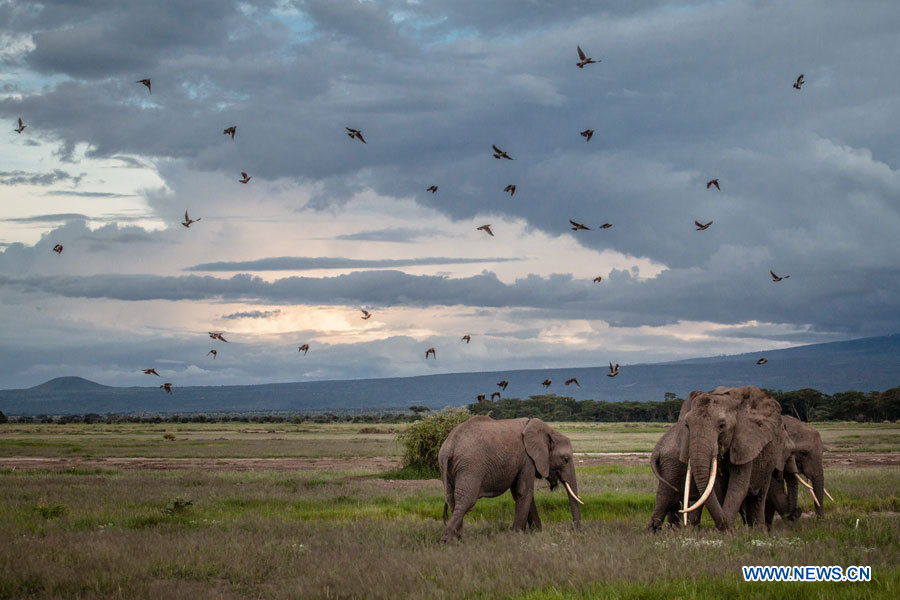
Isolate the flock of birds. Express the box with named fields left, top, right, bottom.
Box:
left=11, top=44, right=800, bottom=400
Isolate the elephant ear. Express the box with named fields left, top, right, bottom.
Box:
left=674, top=420, right=690, bottom=465
left=677, top=390, right=703, bottom=422
left=523, top=419, right=551, bottom=478
left=780, top=425, right=797, bottom=472
left=730, top=386, right=781, bottom=465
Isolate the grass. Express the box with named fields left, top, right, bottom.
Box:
left=0, top=422, right=897, bottom=598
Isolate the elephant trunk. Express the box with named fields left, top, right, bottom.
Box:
left=562, top=463, right=581, bottom=526
left=807, top=470, right=826, bottom=518
left=685, top=442, right=728, bottom=530
left=786, top=470, right=800, bottom=519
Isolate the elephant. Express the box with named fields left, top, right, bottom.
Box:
left=648, top=420, right=703, bottom=531
left=438, top=416, right=583, bottom=542
left=762, top=416, right=827, bottom=525
left=677, top=385, right=794, bottom=531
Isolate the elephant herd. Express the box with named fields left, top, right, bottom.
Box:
left=438, top=385, right=828, bottom=541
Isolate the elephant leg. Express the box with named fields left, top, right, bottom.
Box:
left=510, top=476, right=536, bottom=532
left=527, top=497, right=542, bottom=531
left=441, top=477, right=479, bottom=543
left=648, top=482, right=674, bottom=532
left=764, top=494, right=776, bottom=529
left=721, top=462, right=753, bottom=529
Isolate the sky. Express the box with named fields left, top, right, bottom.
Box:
left=0, top=0, right=898, bottom=389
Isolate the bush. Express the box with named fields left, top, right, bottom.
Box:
left=396, top=408, right=471, bottom=477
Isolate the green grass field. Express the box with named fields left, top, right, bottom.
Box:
left=0, top=422, right=897, bottom=599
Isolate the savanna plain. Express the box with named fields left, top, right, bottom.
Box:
left=1, top=421, right=898, bottom=599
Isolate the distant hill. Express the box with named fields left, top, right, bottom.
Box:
left=1, top=335, right=898, bottom=415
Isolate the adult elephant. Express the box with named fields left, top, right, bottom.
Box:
left=438, top=416, right=583, bottom=542
left=648, top=420, right=702, bottom=531
left=764, top=416, right=827, bottom=525
left=678, top=386, right=793, bottom=531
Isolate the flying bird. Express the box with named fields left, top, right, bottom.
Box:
left=492, top=144, right=514, bottom=160
left=425, top=347, right=436, bottom=359
left=565, top=377, right=580, bottom=388
left=182, top=210, right=200, bottom=228
left=461, top=335, right=471, bottom=344
left=477, top=224, right=494, bottom=236
left=756, top=358, right=768, bottom=365
left=793, top=74, right=805, bottom=90
left=208, top=350, right=217, bottom=359
left=607, top=362, right=620, bottom=377
left=576, top=45, right=598, bottom=68
left=426, top=185, right=438, bottom=193
left=541, top=379, right=552, bottom=388
left=298, top=344, right=309, bottom=355
left=497, top=380, right=509, bottom=390
left=160, top=383, right=172, bottom=394
left=15, top=118, right=26, bottom=134
left=136, top=79, right=151, bottom=93
left=52, top=244, right=63, bottom=254
left=695, top=220, right=713, bottom=231
left=569, top=219, right=591, bottom=231
left=360, top=309, right=372, bottom=320
left=223, top=126, right=236, bottom=139
left=143, top=368, right=160, bottom=376
left=491, top=392, right=501, bottom=401
left=593, top=276, right=603, bottom=283
left=580, top=129, right=594, bottom=142
left=239, top=172, right=251, bottom=184
left=504, top=184, right=516, bottom=196
left=598, top=223, right=612, bottom=229
left=770, top=270, right=790, bottom=282
left=346, top=127, right=366, bottom=144
left=706, top=178, right=720, bottom=190
left=208, top=332, right=228, bottom=342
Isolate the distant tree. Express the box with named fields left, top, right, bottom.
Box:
left=409, top=405, right=431, bottom=416
left=0, top=410, right=6, bottom=424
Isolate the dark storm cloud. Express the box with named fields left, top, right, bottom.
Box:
left=0, top=169, right=82, bottom=186
left=186, top=255, right=520, bottom=271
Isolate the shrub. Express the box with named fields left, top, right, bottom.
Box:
left=163, top=432, right=176, bottom=441
left=396, top=408, right=471, bottom=477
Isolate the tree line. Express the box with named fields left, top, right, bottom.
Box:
left=468, top=386, right=900, bottom=422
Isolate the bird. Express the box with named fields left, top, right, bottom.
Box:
left=793, top=74, right=804, bottom=90
left=593, top=276, right=603, bottom=283
left=569, top=219, right=591, bottom=231
left=239, top=172, right=251, bottom=184
left=208, top=332, right=228, bottom=342
left=476, top=394, right=486, bottom=402
left=298, top=344, right=309, bottom=355
left=497, top=380, right=509, bottom=390
left=461, top=335, right=471, bottom=344
left=607, top=362, right=620, bottom=377
left=425, top=347, right=436, bottom=359
left=426, top=185, right=438, bottom=193
left=580, top=129, right=594, bottom=142
left=223, top=126, right=236, bottom=139
left=346, top=127, right=366, bottom=144
left=756, top=358, right=768, bottom=365
left=160, top=383, right=172, bottom=394
left=695, top=220, right=713, bottom=230
left=15, top=118, right=26, bottom=134
left=706, top=178, right=720, bottom=190
left=565, top=377, right=580, bottom=388
left=477, top=224, right=494, bottom=236
left=492, top=144, right=514, bottom=160
left=208, top=349, right=217, bottom=359
left=52, top=244, right=63, bottom=254
left=182, top=210, right=200, bottom=228
left=360, top=309, right=372, bottom=320
left=491, top=392, right=501, bottom=401
left=770, top=270, right=790, bottom=282
left=598, top=223, right=612, bottom=229
left=576, top=45, right=598, bottom=68
left=143, top=368, right=160, bottom=376
left=504, top=184, right=516, bottom=196
left=541, top=379, right=552, bottom=388
left=136, top=79, right=151, bottom=93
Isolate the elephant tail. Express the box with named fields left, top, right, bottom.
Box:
left=651, top=452, right=680, bottom=492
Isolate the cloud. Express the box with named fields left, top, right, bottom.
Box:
left=334, top=227, right=440, bottom=243
left=4, top=213, right=89, bottom=223
left=44, top=190, right=134, bottom=198
left=0, top=169, right=83, bottom=186
left=186, top=255, right=521, bottom=271
left=221, top=309, right=282, bottom=320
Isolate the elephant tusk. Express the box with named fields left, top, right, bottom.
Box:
left=824, top=488, right=835, bottom=502
left=680, top=455, right=717, bottom=514
left=795, top=474, right=821, bottom=507
left=682, top=460, right=691, bottom=526
left=563, top=480, right=584, bottom=505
